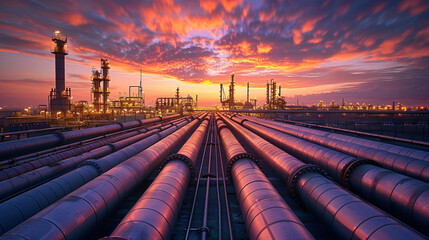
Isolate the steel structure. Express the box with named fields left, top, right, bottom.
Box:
left=49, top=31, right=71, bottom=115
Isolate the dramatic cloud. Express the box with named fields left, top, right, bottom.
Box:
left=0, top=0, right=428, bottom=106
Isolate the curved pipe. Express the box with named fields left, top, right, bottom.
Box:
left=0, top=118, right=200, bottom=240
left=219, top=113, right=426, bottom=239
left=235, top=115, right=429, bottom=182
left=218, top=117, right=315, bottom=240
left=106, top=117, right=209, bottom=240
left=0, top=119, right=192, bottom=235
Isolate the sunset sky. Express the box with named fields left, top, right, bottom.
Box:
left=0, top=0, right=429, bottom=107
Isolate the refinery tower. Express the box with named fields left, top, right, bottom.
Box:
left=48, top=31, right=71, bottom=116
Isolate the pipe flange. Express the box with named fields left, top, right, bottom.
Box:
left=226, top=153, right=262, bottom=182
left=341, top=158, right=376, bottom=189
left=117, top=122, right=125, bottom=131
left=54, top=132, right=66, bottom=145
left=159, top=153, right=195, bottom=178
left=80, top=159, right=104, bottom=175
left=107, top=143, right=116, bottom=152
left=216, top=123, right=228, bottom=132
left=238, top=118, right=248, bottom=125
left=287, top=164, right=327, bottom=204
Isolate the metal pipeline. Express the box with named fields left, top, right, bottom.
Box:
left=348, top=164, right=429, bottom=235
left=232, top=115, right=429, bottom=183
left=0, top=118, right=192, bottom=235
left=228, top=115, right=429, bottom=235
left=0, top=116, right=186, bottom=182
left=0, top=118, right=200, bottom=240
left=0, top=115, right=180, bottom=161
left=105, top=117, right=209, bottom=240
left=0, top=128, right=164, bottom=200
left=217, top=117, right=315, bottom=240
left=219, top=114, right=426, bottom=239
left=297, top=172, right=426, bottom=239
left=280, top=118, right=429, bottom=159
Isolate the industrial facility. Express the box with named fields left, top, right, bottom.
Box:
left=0, top=112, right=428, bottom=240
left=1, top=28, right=429, bottom=240
left=219, top=73, right=257, bottom=110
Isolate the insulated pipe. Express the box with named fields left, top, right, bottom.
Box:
left=219, top=114, right=426, bottom=239
left=0, top=130, right=140, bottom=182
left=0, top=116, right=185, bottom=181
left=106, top=117, right=209, bottom=240
left=348, top=164, right=429, bottom=235
left=0, top=118, right=200, bottom=240
left=0, top=129, right=161, bottom=200
left=219, top=115, right=311, bottom=186
left=0, top=115, right=176, bottom=161
left=218, top=118, right=315, bottom=240
left=0, top=119, right=192, bottom=235
left=297, top=172, right=426, bottom=239
left=232, top=115, right=429, bottom=183
left=227, top=115, right=429, bottom=234
left=280, top=118, right=429, bottom=158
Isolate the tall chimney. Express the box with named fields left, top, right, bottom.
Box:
left=247, top=82, right=250, bottom=102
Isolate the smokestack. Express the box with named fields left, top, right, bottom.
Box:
left=279, top=85, right=281, bottom=96
left=266, top=81, right=270, bottom=104
left=247, top=82, right=250, bottom=102
left=51, top=31, right=68, bottom=99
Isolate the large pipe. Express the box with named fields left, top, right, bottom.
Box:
left=217, top=117, right=315, bottom=240
left=297, top=172, right=425, bottom=239
left=0, top=118, right=192, bottom=235
left=105, top=116, right=209, bottom=240
left=234, top=115, right=429, bottom=182
left=278, top=117, right=429, bottom=149
left=219, top=114, right=426, bottom=239
left=0, top=115, right=182, bottom=181
left=0, top=127, right=166, bottom=200
left=0, top=117, right=200, bottom=240
left=228, top=115, right=429, bottom=235
left=0, top=115, right=179, bottom=161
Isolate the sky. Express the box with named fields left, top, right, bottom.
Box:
left=0, top=0, right=429, bottom=107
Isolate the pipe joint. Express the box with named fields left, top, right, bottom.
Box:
left=341, top=158, right=376, bottom=188
left=54, top=132, right=66, bottom=145
left=226, top=153, right=261, bottom=181
left=80, top=159, right=104, bottom=174
left=107, top=143, right=116, bottom=152
left=117, top=122, right=125, bottom=131
left=160, top=153, right=195, bottom=178
left=287, top=164, right=326, bottom=203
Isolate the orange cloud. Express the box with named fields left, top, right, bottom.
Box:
left=398, top=0, right=429, bottom=15
left=378, top=30, right=410, bottom=55
left=293, top=29, right=303, bottom=45
left=200, top=0, right=217, bottom=12
left=257, top=43, right=272, bottom=54
left=221, top=0, right=242, bottom=12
